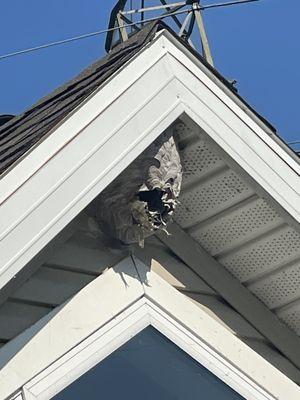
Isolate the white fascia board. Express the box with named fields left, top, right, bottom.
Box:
left=23, top=301, right=150, bottom=400
left=158, top=37, right=300, bottom=219
left=0, top=257, right=144, bottom=400
left=0, top=36, right=166, bottom=204
left=161, top=30, right=300, bottom=170
left=0, top=36, right=184, bottom=292
left=4, top=257, right=300, bottom=400
left=134, top=258, right=300, bottom=400
left=0, top=31, right=299, bottom=297
left=179, top=78, right=300, bottom=219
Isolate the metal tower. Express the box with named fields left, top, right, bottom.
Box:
left=105, top=0, right=214, bottom=66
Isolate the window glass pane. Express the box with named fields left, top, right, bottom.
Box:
left=53, top=326, right=243, bottom=399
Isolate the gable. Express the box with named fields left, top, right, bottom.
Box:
left=0, top=24, right=300, bottom=396
left=2, top=257, right=300, bottom=400
left=1, top=27, right=299, bottom=294
left=1, top=212, right=300, bottom=386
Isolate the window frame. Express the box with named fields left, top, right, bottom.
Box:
left=21, top=298, right=260, bottom=400
left=11, top=257, right=296, bottom=400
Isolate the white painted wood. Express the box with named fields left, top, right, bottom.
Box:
left=0, top=303, right=64, bottom=371
left=3, top=257, right=300, bottom=400
left=0, top=216, right=79, bottom=314
left=137, top=240, right=264, bottom=340
left=184, top=292, right=264, bottom=340
left=14, top=259, right=300, bottom=400
left=24, top=301, right=150, bottom=400
left=157, top=223, right=300, bottom=370
left=0, top=32, right=299, bottom=302
left=134, top=242, right=216, bottom=294
left=167, top=69, right=300, bottom=220
left=0, top=40, right=168, bottom=203
left=133, top=258, right=300, bottom=399
left=22, top=388, right=37, bottom=400
left=9, top=392, right=23, bottom=400
left=0, top=56, right=183, bottom=292
left=151, top=259, right=216, bottom=294
left=243, top=339, right=300, bottom=385
left=159, top=30, right=300, bottom=172
left=0, top=257, right=144, bottom=399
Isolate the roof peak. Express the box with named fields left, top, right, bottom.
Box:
left=106, top=1, right=214, bottom=66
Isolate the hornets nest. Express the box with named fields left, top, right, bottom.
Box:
left=90, top=128, right=182, bottom=247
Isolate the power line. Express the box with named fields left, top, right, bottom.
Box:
left=0, top=0, right=262, bottom=61
left=199, top=0, right=260, bottom=10
left=0, top=8, right=190, bottom=61
left=288, top=141, right=300, bottom=146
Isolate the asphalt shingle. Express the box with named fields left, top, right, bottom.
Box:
left=0, top=21, right=278, bottom=177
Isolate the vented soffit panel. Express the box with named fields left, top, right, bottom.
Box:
left=172, top=116, right=300, bottom=338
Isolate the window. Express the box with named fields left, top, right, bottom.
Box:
left=52, top=326, right=243, bottom=400
left=14, top=258, right=293, bottom=400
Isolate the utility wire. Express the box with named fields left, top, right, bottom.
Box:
left=0, top=0, right=262, bottom=61
left=0, top=8, right=190, bottom=61
left=288, top=141, right=300, bottom=145
left=202, top=0, right=260, bottom=10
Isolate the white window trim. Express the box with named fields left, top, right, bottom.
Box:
left=21, top=300, right=270, bottom=400
left=4, top=257, right=299, bottom=400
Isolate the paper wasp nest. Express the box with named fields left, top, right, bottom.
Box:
left=91, top=128, right=182, bottom=247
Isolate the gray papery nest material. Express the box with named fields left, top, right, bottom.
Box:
left=89, top=129, right=182, bottom=247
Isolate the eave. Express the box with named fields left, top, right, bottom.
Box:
left=0, top=28, right=299, bottom=387
left=0, top=30, right=299, bottom=293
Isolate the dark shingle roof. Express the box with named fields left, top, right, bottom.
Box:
left=0, top=21, right=280, bottom=177
left=0, top=115, right=15, bottom=127
left=0, top=22, right=161, bottom=177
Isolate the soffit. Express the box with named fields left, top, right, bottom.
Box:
left=0, top=23, right=299, bottom=386
left=1, top=24, right=298, bottom=293
left=172, top=116, right=300, bottom=337
left=2, top=207, right=300, bottom=387
left=3, top=259, right=300, bottom=400
left=0, top=211, right=128, bottom=347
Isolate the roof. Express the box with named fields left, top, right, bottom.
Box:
left=0, top=115, right=14, bottom=127
left=0, top=22, right=160, bottom=176
left=1, top=20, right=294, bottom=178
left=0, top=21, right=300, bottom=396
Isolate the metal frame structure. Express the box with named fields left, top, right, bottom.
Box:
left=105, top=0, right=214, bottom=65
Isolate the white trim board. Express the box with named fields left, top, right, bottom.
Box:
left=157, top=223, right=300, bottom=370
left=0, top=31, right=299, bottom=299
left=2, top=256, right=300, bottom=400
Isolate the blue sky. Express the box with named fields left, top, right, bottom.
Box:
left=0, top=1, right=299, bottom=149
